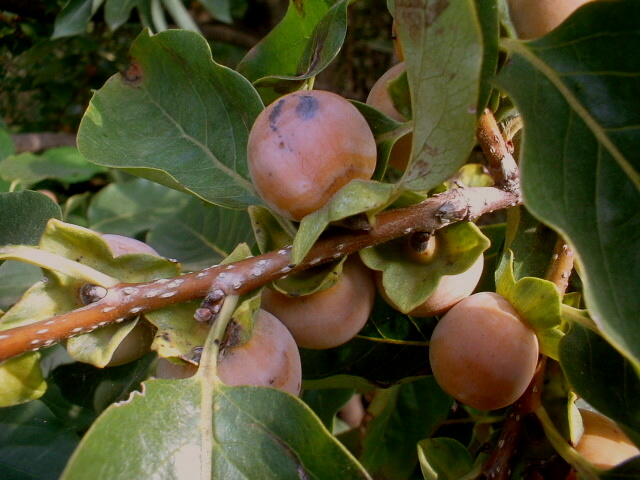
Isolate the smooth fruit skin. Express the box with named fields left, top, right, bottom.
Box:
left=508, top=0, right=594, bottom=39
left=429, top=292, right=539, bottom=410
left=261, top=256, right=376, bottom=349
left=218, top=309, right=302, bottom=396
left=366, top=62, right=412, bottom=171
left=248, top=90, right=377, bottom=221
left=575, top=408, right=640, bottom=469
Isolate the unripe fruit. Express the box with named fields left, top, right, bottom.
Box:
left=261, top=256, right=376, bottom=349
left=100, top=234, right=159, bottom=366
left=575, top=409, right=640, bottom=469
left=154, top=310, right=302, bottom=396
left=508, top=0, right=594, bottom=39
left=429, top=292, right=539, bottom=410
left=366, top=62, right=412, bottom=171
left=248, top=90, right=377, bottom=221
left=217, top=309, right=302, bottom=395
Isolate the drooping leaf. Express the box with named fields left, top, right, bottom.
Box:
left=360, top=377, right=452, bottom=479
left=0, top=191, right=62, bottom=247
left=0, top=399, right=79, bottom=479
left=237, top=0, right=347, bottom=104
left=474, top=0, right=500, bottom=114
left=78, top=29, right=264, bottom=209
left=199, top=0, right=233, bottom=24
left=496, top=0, right=640, bottom=367
left=88, top=177, right=192, bottom=237
left=559, top=323, right=640, bottom=447
left=394, top=0, right=483, bottom=190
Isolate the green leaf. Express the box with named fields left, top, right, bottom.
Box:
left=0, top=400, right=79, bottom=479
left=147, top=197, right=254, bottom=272
left=559, top=323, right=640, bottom=447
left=417, top=437, right=474, bottom=480
left=62, top=382, right=370, bottom=479
left=78, top=29, right=263, bottom=209
left=0, top=353, right=47, bottom=407
left=104, top=0, right=141, bottom=30
left=496, top=206, right=558, bottom=282
left=497, top=250, right=564, bottom=358
left=0, top=147, right=108, bottom=186
left=237, top=0, right=347, bottom=104
left=474, top=0, right=499, bottom=114
left=394, top=0, right=483, bottom=190
left=496, top=0, right=640, bottom=367
left=0, top=261, right=42, bottom=310
left=0, top=191, right=62, bottom=246
left=301, top=388, right=355, bottom=430
left=52, top=0, right=102, bottom=39
left=360, top=377, right=452, bottom=479
left=292, top=180, right=397, bottom=264
left=88, top=177, right=192, bottom=236
left=361, top=222, right=490, bottom=314
left=199, top=0, right=233, bottom=24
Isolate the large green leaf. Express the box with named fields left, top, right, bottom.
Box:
left=78, top=29, right=263, bottom=209
left=394, top=0, right=483, bottom=191
left=147, top=196, right=254, bottom=272
left=88, top=178, right=191, bottom=236
left=0, top=191, right=62, bottom=247
left=359, top=377, right=452, bottom=479
left=0, top=400, right=80, bottom=480
left=62, top=382, right=371, bottom=479
left=236, top=0, right=347, bottom=104
left=496, top=0, right=640, bottom=367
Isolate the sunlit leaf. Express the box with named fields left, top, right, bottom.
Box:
left=78, top=29, right=264, bottom=209
left=0, top=353, right=46, bottom=407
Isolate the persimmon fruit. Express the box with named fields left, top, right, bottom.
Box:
left=261, top=255, right=376, bottom=349
left=428, top=292, right=539, bottom=410
left=508, top=0, right=594, bottom=39
left=574, top=408, right=640, bottom=469
left=155, top=309, right=302, bottom=396
left=366, top=62, right=412, bottom=171
left=247, top=90, right=377, bottom=221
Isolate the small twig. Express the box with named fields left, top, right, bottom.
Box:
left=480, top=358, right=547, bottom=480
left=545, top=238, right=575, bottom=295
left=11, top=133, right=77, bottom=153
left=0, top=186, right=520, bottom=363
left=477, top=110, right=521, bottom=195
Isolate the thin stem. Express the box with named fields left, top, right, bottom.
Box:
left=477, top=109, right=521, bottom=195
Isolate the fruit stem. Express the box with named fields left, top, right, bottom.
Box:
left=545, top=238, right=575, bottom=295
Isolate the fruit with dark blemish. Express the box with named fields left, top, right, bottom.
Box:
left=248, top=90, right=377, bottom=221
left=217, top=309, right=302, bottom=395
left=429, top=292, right=539, bottom=410
left=261, top=255, right=376, bottom=349
left=366, top=62, right=412, bottom=171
